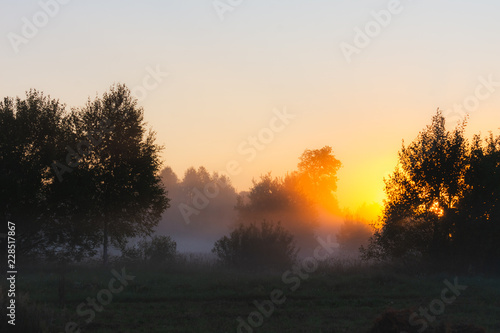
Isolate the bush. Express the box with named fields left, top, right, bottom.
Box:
left=212, top=221, right=298, bottom=270
left=121, top=235, right=177, bottom=265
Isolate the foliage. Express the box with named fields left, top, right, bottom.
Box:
left=121, top=235, right=177, bottom=264
left=235, top=146, right=341, bottom=251
left=0, top=90, right=99, bottom=261
left=363, top=109, right=500, bottom=272
left=212, top=221, right=298, bottom=270
left=295, top=146, right=342, bottom=212
left=0, top=85, right=170, bottom=264
left=451, top=133, right=500, bottom=270
left=58, top=84, right=170, bottom=264
left=140, top=235, right=177, bottom=263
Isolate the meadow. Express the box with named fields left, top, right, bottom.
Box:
left=4, top=258, right=500, bottom=333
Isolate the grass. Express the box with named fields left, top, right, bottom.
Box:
left=3, top=260, right=500, bottom=332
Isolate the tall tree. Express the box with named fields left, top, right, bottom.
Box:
left=452, top=133, right=500, bottom=271
left=65, top=84, right=170, bottom=264
left=0, top=90, right=84, bottom=258
left=362, top=110, right=469, bottom=260
left=293, top=146, right=342, bottom=213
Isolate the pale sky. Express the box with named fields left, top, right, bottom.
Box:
left=1, top=0, right=499, bottom=216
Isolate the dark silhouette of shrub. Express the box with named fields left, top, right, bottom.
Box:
left=121, top=235, right=177, bottom=265
left=212, top=221, right=298, bottom=270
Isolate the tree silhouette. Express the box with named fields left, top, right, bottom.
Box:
left=1, top=86, right=170, bottom=265
left=363, top=110, right=500, bottom=272
left=66, top=84, right=170, bottom=264
left=451, top=133, right=500, bottom=271
left=236, top=146, right=341, bottom=252
left=157, top=165, right=237, bottom=251
left=295, top=146, right=342, bottom=213
left=363, top=110, right=468, bottom=261
left=236, top=172, right=317, bottom=251
left=0, top=90, right=99, bottom=260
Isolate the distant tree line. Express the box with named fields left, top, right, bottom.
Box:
left=157, top=166, right=237, bottom=246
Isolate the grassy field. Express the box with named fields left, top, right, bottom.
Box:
left=3, top=261, right=500, bottom=332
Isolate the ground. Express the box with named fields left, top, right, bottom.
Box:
left=4, top=262, right=500, bottom=332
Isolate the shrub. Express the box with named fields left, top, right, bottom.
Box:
left=121, top=235, right=177, bottom=265
left=212, top=221, right=298, bottom=270
left=140, top=235, right=177, bottom=264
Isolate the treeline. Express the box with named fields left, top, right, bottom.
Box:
left=2, top=85, right=497, bottom=273
left=156, top=166, right=238, bottom=252
left=156, top=146, right=344, bottom=254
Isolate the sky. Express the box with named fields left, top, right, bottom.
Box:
left=1, top=0, right=499, bottom=218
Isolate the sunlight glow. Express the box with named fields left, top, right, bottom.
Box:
left=430, top=201, right=444, bottom=217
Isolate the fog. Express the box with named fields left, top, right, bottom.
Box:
left=155, top=166, right=238, bottom=253
left=155, top=163, right=375, bottom=256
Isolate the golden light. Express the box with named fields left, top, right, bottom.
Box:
left=430, top=201, right=444, bottom=217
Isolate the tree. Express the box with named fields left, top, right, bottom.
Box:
left=235, top=147, right=341, bottom=252
left=156, top=165, right=238, bottom=252
left=0, top=90, right=98, bottom=306
left=212, top=221, right=297, bottom=270
left=0, top=90, right=98, bottom=261
left=0, top=86, right=169, bottom=302
left=451, top=133, right=500, bottom=271
left=362, top=110, right=500, bottom=272
left=236, top=172, right=317, bottom=251
left=362, top=110, right=469, bottom=261
left=295, top=146, right=342, bottom=213
left=65, top=84, right=170, bottom=264
left=237, top=172, right=290, bottom=215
